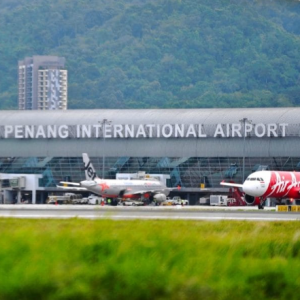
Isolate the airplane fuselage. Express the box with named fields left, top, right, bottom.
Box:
left=243, top=171, right=300, bottom=199
left=58, top=153, right=170, bottom=202
left=80, top=178, right=169, bottom=199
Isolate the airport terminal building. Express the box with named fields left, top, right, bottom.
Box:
left=1, top=107, right=300, bottom=204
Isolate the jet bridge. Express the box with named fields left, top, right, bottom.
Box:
left=0, top=173, right=43, bottom=204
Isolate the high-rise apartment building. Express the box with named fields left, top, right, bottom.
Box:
left=18, top=56, right=68, bottom=110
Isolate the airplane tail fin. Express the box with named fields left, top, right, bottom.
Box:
left=82, top=153, right=98, bottom=180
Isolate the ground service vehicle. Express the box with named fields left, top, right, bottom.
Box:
left=118, top=200, right=144, bottom=206
left=209, top=195, right=228, bottom=206
left=47, top=193, right=83, bottom=204
left=162, top=197, right=189, bottom=206
left=87, top=195, right=104, bottom=205
left=171, top=196, right=189, bottom=205
left=161, top=199, right=174, bottom=206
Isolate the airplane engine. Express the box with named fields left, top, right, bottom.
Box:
left=154, top=193, right=167, bottom=202
left=245, top=194, right=261, bottom=206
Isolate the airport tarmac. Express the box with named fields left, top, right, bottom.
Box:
left=1, top=205, right=300, bottom=221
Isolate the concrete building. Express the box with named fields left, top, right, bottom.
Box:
left=0, top=107, right=299, bottom=204
left=18, top=56, right=67, bottom=110
left=0, top=173, right=43, bottom=204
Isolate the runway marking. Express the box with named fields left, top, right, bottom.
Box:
left=0, top=214, right=299, bottom=221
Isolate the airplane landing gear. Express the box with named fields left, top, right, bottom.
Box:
left=258, top=197, right=265, bottom=209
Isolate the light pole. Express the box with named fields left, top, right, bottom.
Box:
left=100, top=119, right=111, bottom=179
left=239, top=118, right=251, bottom=182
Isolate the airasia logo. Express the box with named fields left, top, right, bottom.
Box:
left=266, top=172, right=300, bottom=198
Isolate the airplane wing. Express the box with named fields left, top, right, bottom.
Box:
left=126, top=189, right=167, bottom=195
left=59, top=181, right=81, bottom=186
left=57, top=181, right=87, bottom=191
left=57, top=185, right=88, bottom=191
left=220, top=181, right=243, bottom=188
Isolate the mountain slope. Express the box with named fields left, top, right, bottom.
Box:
left=0, top=0, right=300, bottom=109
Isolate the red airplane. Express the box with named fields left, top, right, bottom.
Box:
left=220, top=170, right=300, bottom=209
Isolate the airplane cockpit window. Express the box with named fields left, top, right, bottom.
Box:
left=246, top=177, right=264, bottom=181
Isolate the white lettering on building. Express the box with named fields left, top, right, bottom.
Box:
left=125, top=124, right=134, bottom=138
left=145, top=124, right=155, bottom=138
left=36, top=126, right=46, bottom=138
left=232, top=124, right=242, bottom=137
left=162, top=124, right=173, bottom=138
left=25, top=125, right=35, bottom=138
left=174, top=124, right=184, bottom=138
left=198, top=124, right=207, bottom=138
left=255, top=123, right=266, bottom=138
left=47, top=125, right=57, bottom=138
left=186, top=124, right=196, bottom=137
left=136, top=125, right=146, bottom=138
left=4, top=125, right=13, bottom=138
left=58, top=125, right=68, bottom=138
left=113, top=124, right=123, bottom=138
left=104, top=124, right=112, bottom=138
left=0, top=123, right=291, bottom=139
left=214, top=124, right=225, bottom=137
left=82, top=125, right=91, bottom=138
left=15, top=125, right=23, bottom=138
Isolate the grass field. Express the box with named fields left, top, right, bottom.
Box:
left=0, top=218, right=300, bottom=300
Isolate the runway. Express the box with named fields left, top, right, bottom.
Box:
left=1, top=205, right=300, bottom=221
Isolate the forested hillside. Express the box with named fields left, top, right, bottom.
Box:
left=0, top=0, right=300, bottom=109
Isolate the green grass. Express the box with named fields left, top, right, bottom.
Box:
left=0, top=219, right=300, bottom=300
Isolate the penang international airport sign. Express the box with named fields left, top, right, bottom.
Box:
left=0, top=123, right=290, bottom=139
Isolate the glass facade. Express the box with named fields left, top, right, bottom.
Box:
left=1, top=156, right=299, bottom=189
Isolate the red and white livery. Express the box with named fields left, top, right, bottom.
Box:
left=221, top=171, right=300, bottom=209
left=58, top=153, right=170, bottom=203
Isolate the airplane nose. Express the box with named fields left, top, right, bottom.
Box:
left=243, top=184, right=252, bottom=195
left=243, top=182, right=265, bottom=197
